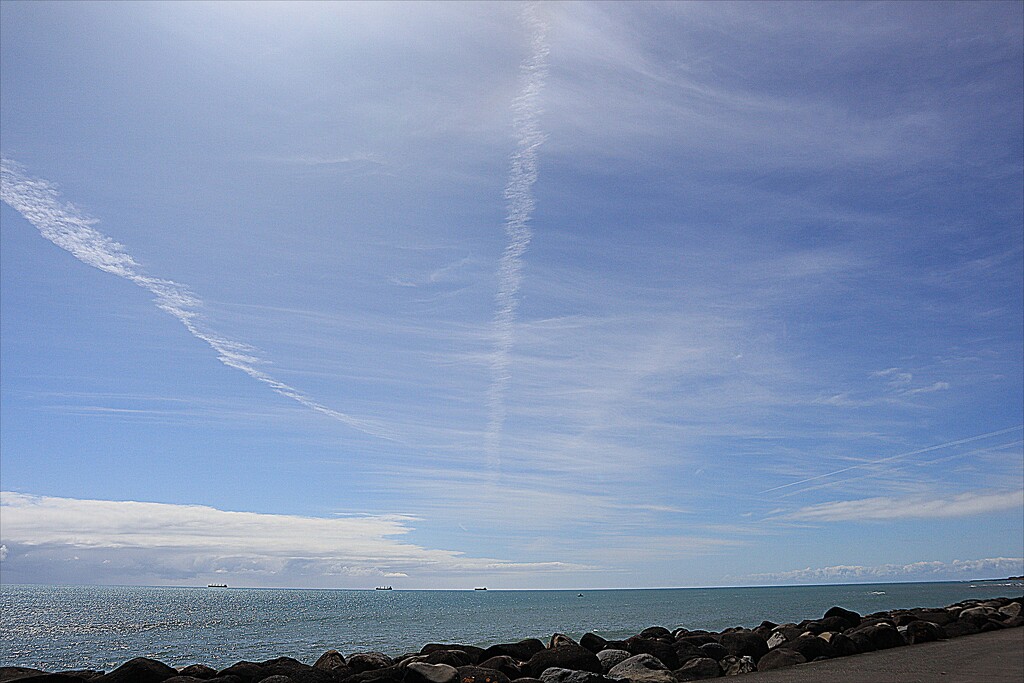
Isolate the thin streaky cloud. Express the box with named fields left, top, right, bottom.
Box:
left=783, top=489, right=1024, bottom=523
left=771, top=439, right=1024, bottom=501
left=759, top=426, right=1024, bottom=495
left=485, top=2, right=550, bottom=470
left=0, top=158, right=395, bottom=441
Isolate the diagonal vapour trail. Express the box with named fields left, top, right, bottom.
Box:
left=485, top=2, right=550, bottom=471
left=760, top=425, right=1024, bottom=495
left=771, top=439, right=1024, bottom=500
left=0, top=158, right=396, bottom=441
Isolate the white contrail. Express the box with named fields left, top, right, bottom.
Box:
left=760, top=425, right=1024, bottom=495
left=485, top=2, right=550, bottom=470
left=0, top=158, right=394, bottom=440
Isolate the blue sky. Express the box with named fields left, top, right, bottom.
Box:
left=1, top=1, right=1021, bottom=589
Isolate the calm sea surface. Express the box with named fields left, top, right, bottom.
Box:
left=2, top=581, right=1022, bottom=671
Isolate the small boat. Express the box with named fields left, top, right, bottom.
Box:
left=474, top=587, right=487, bottom=591
left=577, top=593, right=584, bottom=598
left=207, top=584, right=228, bottom=588
left=375, top=586, right=393, bottom=590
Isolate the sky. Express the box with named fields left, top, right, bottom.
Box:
left=0, top=0, right=1022, bottom=590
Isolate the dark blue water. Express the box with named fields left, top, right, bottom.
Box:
left=1, top=581, right=1021, bottom=671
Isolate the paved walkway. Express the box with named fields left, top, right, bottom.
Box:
left=739, top=628, right=1024, bottom=683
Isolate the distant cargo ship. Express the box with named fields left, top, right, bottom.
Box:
left=474, top=587, right=487, bottom=591
left=375, top=586, right=393, bottom=590
left=207, top=584, right=228, bottom=588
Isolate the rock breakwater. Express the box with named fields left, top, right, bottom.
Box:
left=2, top=595, right=1021, bottom=683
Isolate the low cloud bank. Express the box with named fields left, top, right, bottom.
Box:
left=0, top=492, right=581, bottom=587
left=748, top=557, right=1024, bottom=584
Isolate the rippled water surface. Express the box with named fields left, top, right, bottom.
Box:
left=2, top=581, right=1021, bottom=671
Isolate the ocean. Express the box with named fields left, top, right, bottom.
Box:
left=1, top=581, right=1021, bottom=672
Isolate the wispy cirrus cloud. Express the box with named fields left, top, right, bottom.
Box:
left=781, top=489, right=1024, bottom=523
left=0, top=159, right=393, bottom=440
left=0, top=492, right=586, bottom=587
left=486, top=2, right=550, bottom=471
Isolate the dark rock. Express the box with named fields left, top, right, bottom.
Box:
left=799, top=621, right=826, bottom=635
left=673, top=657, right=720, bottom=681
left=164, top=677, right=210, bottom=683
left=537, top=669, right=616, bottom=683
left=349, top=667, right=405, bottom=683
left=673, top=634, right=717, bottom=648
left=349, top=655, right=396, bottom=674
left=910, top=609, right=953, bottom=626
left=419, top=653, right=473, bottom=669
left=258, top=677, right=292, bottom=683
left=456, top=666, right=511, bottom=683
left=216, top=663, right=264, bottom=683
left=959, top=606, right=997, bottom=625
left=96, top=658, right=178, bottom=683
left=579, top=634, right=608, bottom=655
left=314, top=652, right=347, bottom=671
left=943, top=620, right=980, bottom=638
left=818, top=616, right=854, bottom=633
left=476, top=658, right=521, bottom=680
left=903, top=620, right=945, bottom=644
left=548, top=635, right=578, bottom=649
left=718, top=631, right=767, bottom=661
left=696, top=643, right=727, bottom=662
left=1, top=668, right=48, bottom=682
left=481, top=642, right=544, bottom=664
left=785, top=635, right=830, bottom=662
left=259, top=657, right=336, bottom=683
left=404, top=663, right=458, bottom=683
left=823, top=607, right=861, bottom=628
left=606, top=655, right=675, bottom=683
left=819, top=632, right=858, bottom=658
left=854, top=617, right=893, bottom=630
left=510, top=679, right=543, bottom=683
left=638, top=627, right=672, bottom=640
left=525, top=645, right=601, bottom=678
left=980, top=618, right=1007, bottom=632
left=421, top=647, right=486, bottom=666
left=2, top=676, right=97, bottom=683
left=893, top=613, right=918, bottom=627
left=595, top=650, right=630, bottom=674
left=720, top=655, right=755, bottom=676
left=850, top=623, right=904, bottom=650
left=844, top=631, right=874, bottom=653
left=625, top=637, right=679, bottom=669
left=178, top=665, right=218, bottom=679
left=999, top=602, right=1022, bottom=619
left=1004, top=615, right=1024, bottom=628
left=671, top=642, right=704, bottom=666
left=756, top=649, right=806, bottom=672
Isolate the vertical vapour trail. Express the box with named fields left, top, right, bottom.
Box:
left=485, top=3, right=550, bottom=471
left=0, top=158, right=394, bottom=441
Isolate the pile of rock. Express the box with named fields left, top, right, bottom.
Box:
left=2, top=595, right=1021, bottom=683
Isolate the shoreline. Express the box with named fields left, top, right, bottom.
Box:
left=2, top=594, right=1021, bottom=682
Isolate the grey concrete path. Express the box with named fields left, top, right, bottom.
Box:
left=739, top=628, right=1024, bottom=683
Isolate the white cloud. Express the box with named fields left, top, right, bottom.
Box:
left=783, top=489, right=1024, bottom=522
left=486, top=2, right=550, bottom=470
left=748, top=557, right=1024, bottom=584
left=0, top=492, right=583, bottom=587
left=0, top=159, right=392, bottom=440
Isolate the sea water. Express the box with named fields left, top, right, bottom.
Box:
left=1, top=581, right=1021, bottom=672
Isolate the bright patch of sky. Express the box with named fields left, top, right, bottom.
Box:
left=1, top=1, right=1021, bottom=589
